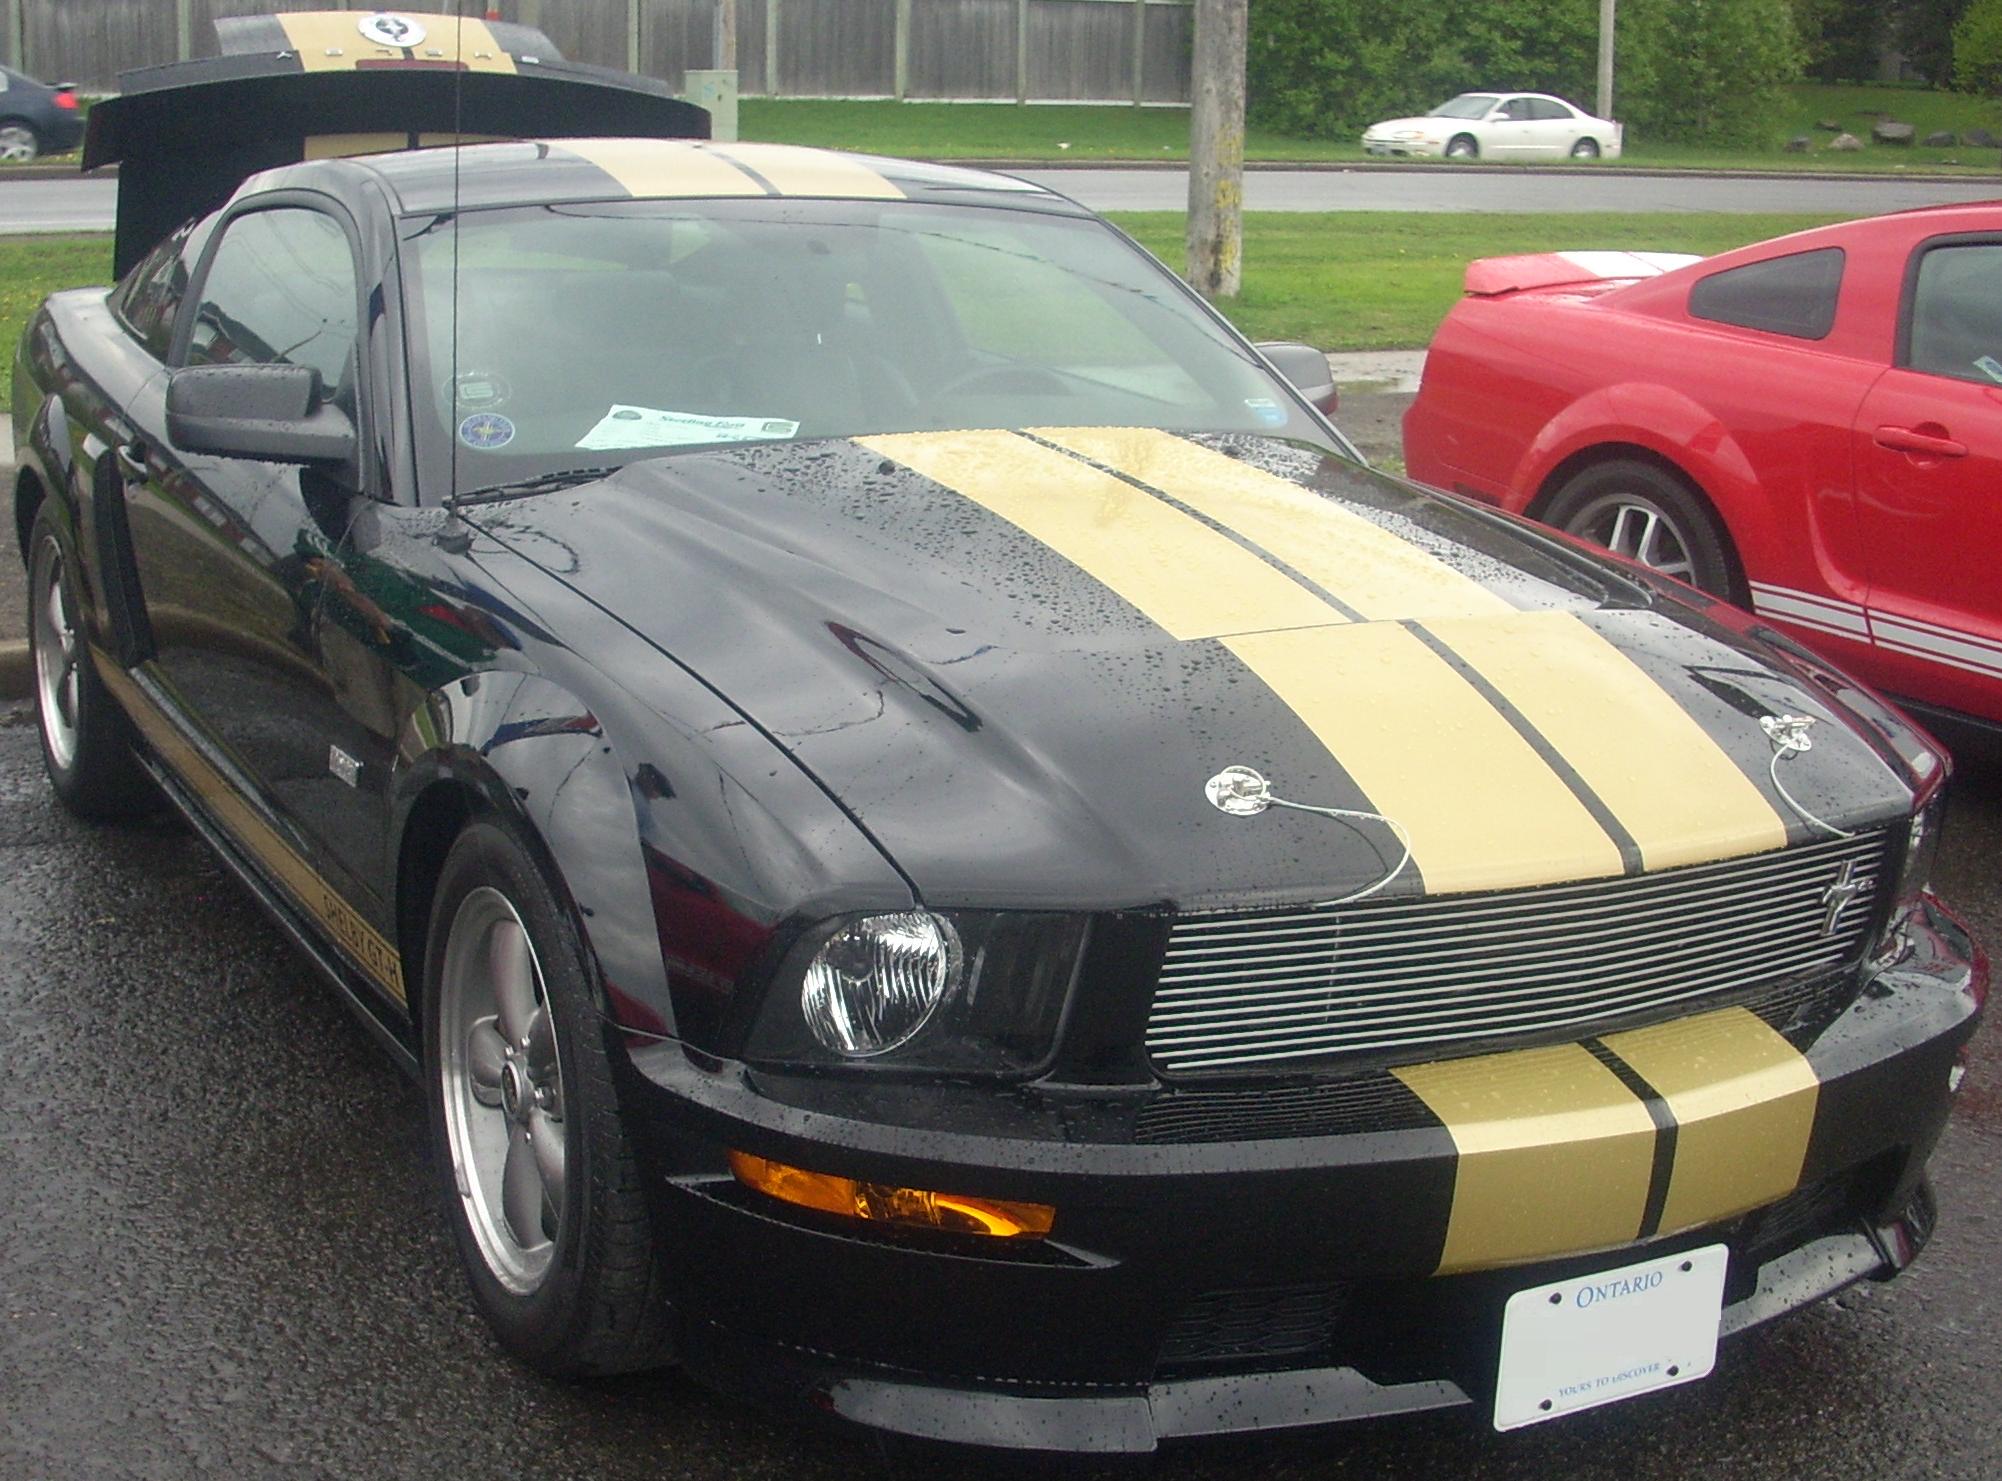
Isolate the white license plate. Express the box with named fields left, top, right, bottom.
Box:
left=1493, top=1243, right=1728, bottom=1431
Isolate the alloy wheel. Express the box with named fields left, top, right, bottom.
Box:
left=31, top=534, right=81, bottom=772
left=1562, top=492, right=1698, bottom=581
left=437, top=885, right=569, bottom=1295
left=0, top=124, right=39, bottom=163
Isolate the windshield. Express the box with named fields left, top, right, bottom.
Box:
left=1430, top=94, right=1499, bottom=119
left=399, top=198, right=1334, bottom=495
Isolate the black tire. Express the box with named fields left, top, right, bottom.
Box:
left=1571, top=137, right=1601, bottom=159
left=1445, top=134, right=1479, bottom=160
left=422, top=816, right=673, bottom=1377
left=1541, top=458, right=1740, bottom=601
left=25, top=505, right=155, bottom=820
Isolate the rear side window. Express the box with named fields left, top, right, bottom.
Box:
left=111, top=216, right=213, bottom=362
left=1529, top=99, right=1574, bottom=121
left=1906, top=242, right=2002, bottom=385
left=1688, top=248, right=1844, bottom=340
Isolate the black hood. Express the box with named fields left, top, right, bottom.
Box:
left=458, top=429, right=1915, bottom=911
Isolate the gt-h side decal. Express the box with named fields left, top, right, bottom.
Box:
left=93, top=652, right=408, bottom=1005
left=1397, top=1006, right=1820, bottom=1274
left=862, top=428, right=1789, bottom=895
left=1751, top=581, right=2002, bottom=683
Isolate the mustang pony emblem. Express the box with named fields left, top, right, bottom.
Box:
left=1819, top=859, right=1868, bottom=935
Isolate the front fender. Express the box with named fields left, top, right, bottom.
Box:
left=1511, top=381, right=1760, bottom=518
left=392, top=656, right=912, bottom=1055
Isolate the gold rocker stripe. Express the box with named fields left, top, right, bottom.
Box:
left=856, top=431, right=1338, bottom=640
left=556, top=140, right=766, bottom=200
left=1035, top=426, right=1789, bottom=873
left=95, top=653, right=408, bottom=1005
left=1600, top=1007, right=1819, bottom=1234
left=1393, top=1043, right=1659, bottom=1275
left=277, top=13, right=518, bottom=74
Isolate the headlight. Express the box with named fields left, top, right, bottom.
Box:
left=801, top=911, right=960, bottom=1057
left=750, top=911, right=1088, bottom=1074
left=1890, top=794, right=1946, bottom=913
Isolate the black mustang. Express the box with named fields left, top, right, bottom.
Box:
left=10, top=13, right=1986, bottom=1453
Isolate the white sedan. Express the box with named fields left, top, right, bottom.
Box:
left=1362, top=92, right=1623, bottom=161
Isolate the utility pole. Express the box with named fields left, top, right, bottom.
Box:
left=1597, top=0, right=1616, bottom=120
left=718, top=0, right=737, bottom=69
left=1186, top=0, right=1246, bottom=299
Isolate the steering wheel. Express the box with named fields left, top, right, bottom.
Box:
left=934, top=361, right=1071, bottom=399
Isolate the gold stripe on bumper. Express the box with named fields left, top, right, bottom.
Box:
left=1601, top=1006, right=1819, bottom=1233
left=1393, top=1043, right=1658, bottom=1274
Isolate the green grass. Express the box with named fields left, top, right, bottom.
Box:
left=1109, top=211, right=1844, bottom=349
left=744, top=83, right=2002, bottom=173
left=0, top=213, right=1850, bottom=405
left=0, top=235, right=112, bottom=403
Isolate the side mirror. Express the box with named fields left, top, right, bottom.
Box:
left=167, top=363, right=356, bottom=467
left=1257, top=341, right=1339, bottom=416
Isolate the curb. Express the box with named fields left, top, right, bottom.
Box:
left=0, top=639, right=29, bottom=703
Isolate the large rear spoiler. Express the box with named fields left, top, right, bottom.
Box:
left=1463, top=250, right=1702, bottom=297
left=85, top=10, right=710, bottom=277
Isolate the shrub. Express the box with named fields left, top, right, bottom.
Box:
left=1953, top=0, right=2002, bottom=95
left=1246, top=0, right=1805, bottom=145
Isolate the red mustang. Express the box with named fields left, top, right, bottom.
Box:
left=1404, top=208, right=2002, bottom=737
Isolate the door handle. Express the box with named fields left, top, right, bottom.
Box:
left=1874, top=424, right=1968, bottom=459
left=114, top=442, right=149, bottom=480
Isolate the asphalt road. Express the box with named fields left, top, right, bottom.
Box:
left=2, top=704, right=2000, bottom=1478
left=4, top=167, right=2001, bottom=233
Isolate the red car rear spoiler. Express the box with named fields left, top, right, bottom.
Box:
left=1464, top=250, right=1703, bottom=297
left=84, top=9, right=709, bottom=277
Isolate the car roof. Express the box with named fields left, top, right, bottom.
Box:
left=327, top=137, right=1087, bottom=218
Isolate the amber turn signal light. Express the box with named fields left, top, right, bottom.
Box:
left=728, top=1150, right=1055, bottom=1238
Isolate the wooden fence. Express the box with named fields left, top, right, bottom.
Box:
left=0, top=0, right=1195, bottom=101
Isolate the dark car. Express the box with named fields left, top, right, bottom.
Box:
left=9, top=11, right=1986, bottom=1456
left=0, top=64, right=83, bottom=161
left=0, top=63, right=83, bottom=160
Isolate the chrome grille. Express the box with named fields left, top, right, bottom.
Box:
left=1148, top=830, right=1889, bottom=1074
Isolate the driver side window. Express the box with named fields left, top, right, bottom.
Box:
left=186, top=207, right=360, bottom=412
left=1906, top=243, right=2002, bottom=386
left=1496, top=98, right=1533, bottom=121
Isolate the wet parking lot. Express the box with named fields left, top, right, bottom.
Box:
left=2, top=702, right=1999, bottom=1480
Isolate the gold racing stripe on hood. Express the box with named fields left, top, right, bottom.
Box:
left=1393, top=1043, right=1659, bottom=1275
left=1225, top=624, right=1625, bottom=892
left=855, top=431, right=1339, bottom=639
left=1035, top=426, right=1788, bottom=871
left=863, top=429, right=1625, bottom=892
left=278, top=13, right=518, bottom=73
left=1033, top=426, right=1514, bottom=622
left=1599, top=1007, right=1819, bottom=1234
left=1418, top=612, right=1788, bottom=869
left=705, top=143, right=908, bottom=200
left=93, top=651, right=408, bottom=1005
left=555, top=140, right=767, bottom=199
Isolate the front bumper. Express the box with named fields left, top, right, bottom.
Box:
left=618, top=899, right=1983, bottom=1450
left=1362, top=138, right=1443, bottom=158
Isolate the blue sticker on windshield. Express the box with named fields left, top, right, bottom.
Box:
left=1245, top=397, right=1287, bottom=425
left=459, top=412, right=516, bottom=450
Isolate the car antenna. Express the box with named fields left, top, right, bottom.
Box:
left=448, top=2, right=466, bottom=505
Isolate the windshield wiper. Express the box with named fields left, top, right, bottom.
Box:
left=450, top=466, right=625, bottom=505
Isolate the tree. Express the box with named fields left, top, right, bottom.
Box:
left=1953, top=0, right=2002, bottom=94
left=1897, top=0, right=1974, bottom=85
left=1616, top=0, right=1805, bottom=143
left=1791, top=0, right=1882, bottom=81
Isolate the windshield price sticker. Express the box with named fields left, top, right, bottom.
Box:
left=1492, top=1243, right=1727, bottom=1431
